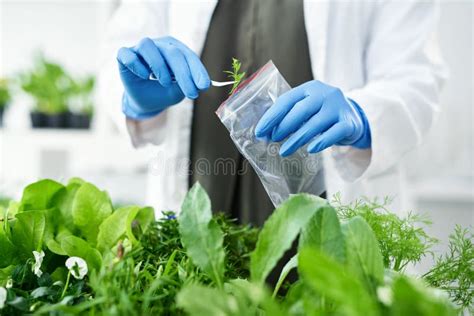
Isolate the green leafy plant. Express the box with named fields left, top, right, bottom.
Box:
left=68, top=76, right=95, bottom=116
left=0, top=179, right=468, bottom=315
left=0, top=178, right=153, bottom=314
left=20, top=55, right=72, bottom=114
left=0, top=79, right=11, bottom=109
left=224, top=58, right=246, bottom=95
left=20, top=54, right=95, bottom=116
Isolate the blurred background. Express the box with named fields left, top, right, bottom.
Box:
left=0, top=1, right=472, bottom=270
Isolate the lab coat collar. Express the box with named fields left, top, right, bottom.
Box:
left=168, top=0, right=328, bottom=80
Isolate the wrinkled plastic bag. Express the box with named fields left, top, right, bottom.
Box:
left=216, top=61, right=325, bottom=206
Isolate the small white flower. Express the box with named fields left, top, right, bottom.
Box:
left=377, top=286, right=393, bottom=306
left=32, top=250, right=45, bottom=277
left=65, top=257, right=88, bottom=280
left=0, top=287, right=7, bottom=309
left=5, top=279, right=12, bottom=289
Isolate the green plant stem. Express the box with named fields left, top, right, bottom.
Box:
left=61, top=271, right=71, bottom=300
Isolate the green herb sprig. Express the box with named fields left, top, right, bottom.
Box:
left=423, top=225, right=473, bottom=312
left=332, top=193, right=438, bottom=271
left=224, top=58, right=246, bottom=95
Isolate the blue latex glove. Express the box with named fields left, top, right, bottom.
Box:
left=117, top=36, right=210, bottom=120
left=255, top=80, right=371, bottom=157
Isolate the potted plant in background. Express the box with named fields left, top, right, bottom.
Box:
left=0, top=79, right=11, bottom=127
left=67, top=76, right=94, bottom=129
left=20, top=55, right=72, bottom=128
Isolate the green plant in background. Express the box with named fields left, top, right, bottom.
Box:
left=19, top=54, right=95, bottom=116
left=20, top=55, right=72, bottom=114
left=0, top=179, right=470, bottom=315
left=225, top=58, right=246, bottom=95
left=69, top=76, right=95, bottom=117
left=0, top=79, right=11, bottom=109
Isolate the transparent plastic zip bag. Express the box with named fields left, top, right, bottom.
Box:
left=216, top=61, right=325, bottom=206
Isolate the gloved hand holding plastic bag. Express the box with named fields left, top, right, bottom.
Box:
left=216, top=61, right=325, bottom=206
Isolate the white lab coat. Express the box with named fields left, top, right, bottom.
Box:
left=97, top=0, right=445, bottom=215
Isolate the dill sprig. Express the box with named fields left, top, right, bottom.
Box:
left=224, top=58, right=246, bottom=95
left=332, top=193, right=438, bottom=271
left=423, top=225, right=473, bottom=312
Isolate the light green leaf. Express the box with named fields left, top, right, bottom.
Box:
left=342, top=216, right=384, bottom=290
left=21, top=179, right=64, bottom=211
left=71, top=182, right=113, bottom=245
left=299, top=205, right=346, bottom=263
left=298, top=248, right=379, bottom=316
left=391, top=276, right=457, bottom=316
left=273, top=255, right=298, bottom=298
left=179, top=183, right=225, bottom=288
left=225, top=279, right=286, bottom=316
left=12, top=210, right=47, bottom=257
left=46, top=225, right=73, bottom=255
left=0, top=224, right=16, bottom=268
left=126, top=206, right=154, bottom=244
left=250, top=194, right=327, bottom=284
left=97, top=206, right=140, bottom=252
left=52, top=180, right=83, bottom=230
left=60, top=235, right=102, bottom=271
left=177, top=284, right=239, bottom=316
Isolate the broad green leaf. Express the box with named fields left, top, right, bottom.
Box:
left=299, top=205, right=345, bottom=263
left=298, top=248, right=379, bottom=316
left=126, top=206, right=154, bottom=244
left=52, top=180, right=83, bottom=230
left=225, top=279, right=286, bottom=316
left=391, top=276, right=457, bottom=316
left=11, top=210, right=47, bottom=257
left=0, top=224, right=16, bottom=268
left=131, top=207, right=154, bottom=234
left=177, top=284, right=239, bottom=316
left=179, top=183, right=225, bottom=288
left=60, top=235, right=102, bottom=271
left=273, top=255, right=298, bottom=298
left=342, top=216, right=384, bottom=290
left=46, top=239, right=66, bottom=256
left=71, top=182, right=113, bottom=244
left=46, top=226, right=72, bottom=255
left=21, top=179, right=64, bottom=211
left=250, top=194, right=327, bottom=284
left=391, top=275, right=457, bottom=316
left=97, top=206, right=140, bottom=252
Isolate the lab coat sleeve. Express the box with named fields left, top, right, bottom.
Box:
left=338, top=0, right=446, bottom=181
left=96, top=1, right=170, bottom=147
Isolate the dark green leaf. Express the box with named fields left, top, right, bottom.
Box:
left=342, top=216, right=384, bottom=290
left=250, top=194, right=327, bottom=284
left=0, top=223, right=16, bottom=268
left=299, top=205, right=346, bottom=263
left=298, top=248, right=378, bottom=316
left=12, top=210, right=47, bottom=256
left=179, top=183, right=225, bottom=287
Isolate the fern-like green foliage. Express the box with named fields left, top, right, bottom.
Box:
left=224, top=58, right=246, bottom=95
left=423, top=225, right=473, bottom=313
left=332, top=194, right=437, bottom=271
